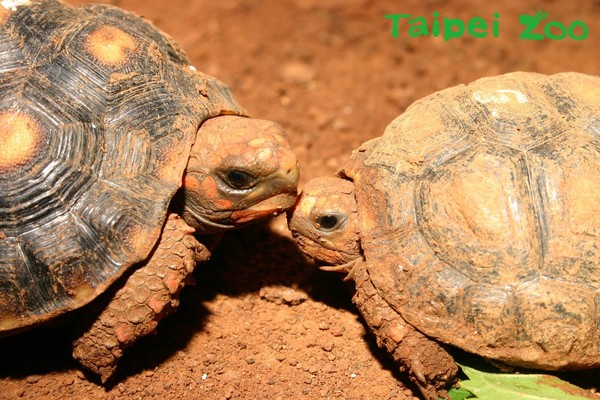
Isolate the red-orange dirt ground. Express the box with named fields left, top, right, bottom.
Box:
left=1, top=0, right=599, bottom=399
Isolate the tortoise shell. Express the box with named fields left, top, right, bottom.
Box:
left=343, top=72, right=600, bottom=369
left=0, top=0, right=244, bottom=333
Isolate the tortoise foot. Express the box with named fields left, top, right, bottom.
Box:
left=352, top=264, right=458, bottom=399
left=72, top=214, right=209, bottom=382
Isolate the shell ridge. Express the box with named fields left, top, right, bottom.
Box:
left=521, top=149, right=549, bottom=277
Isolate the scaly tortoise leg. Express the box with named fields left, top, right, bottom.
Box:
left=72, top=214, right=210, bottom=382
left=351, top=262, right=458, bottom=400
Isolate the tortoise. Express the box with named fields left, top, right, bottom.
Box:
left=288, top=71, right=600, bottom=399
left=0, top=0, right=299, bottom=382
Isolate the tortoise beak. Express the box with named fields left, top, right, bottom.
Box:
left=230, top=156, right=299, bottom=224
left=230, top=191, right=297, bottom=223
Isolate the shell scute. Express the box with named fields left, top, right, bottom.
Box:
left=528, top=135, right=600, bottom=284
left=417, top=144, right=541, bottom=285
left=466, top=73, right=568, bottom=151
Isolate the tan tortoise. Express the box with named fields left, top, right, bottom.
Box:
left=289, top=72, right=600, bottom=399
left=0, top=0, right=298, bottom=382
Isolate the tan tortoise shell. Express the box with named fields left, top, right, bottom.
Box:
left=344, top=72, right=600, bottom=369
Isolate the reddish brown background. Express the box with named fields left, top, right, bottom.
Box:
left=1, top=0, right=599, bottom=399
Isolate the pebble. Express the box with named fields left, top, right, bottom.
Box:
left=330, top=325, right=345, bottom=337
left=259, top=285, right=308, bottom=306
left=223, top=388, right=234, bottom=399
left=280, top=61, right=315, bottom=84
left=321, top=341, right=334, bottom=352
left=321, top=363, right=335, bottom=374
left=25, top=375, right=41, bottom=384
left=204, top=353, right=216, bottom=365
left=318, top=322, right=330, bottom=331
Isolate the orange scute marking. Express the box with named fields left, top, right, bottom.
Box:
left=0, top=111, right=43, bottom=172
left=124, top=223, right=159, bottom=260
left=152, top=132, right=191, bottom=185
left=0, top=7, right=11, bottom=26
left=85, top=25, right=137, bottom=65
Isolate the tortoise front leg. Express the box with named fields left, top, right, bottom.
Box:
left=351, top=262, right=458, bottom=400
left=72, top=214, right=210, bottom=382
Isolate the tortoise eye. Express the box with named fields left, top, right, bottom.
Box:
left=317, top=214, right=341, bottom=231
left=223, top=169, right=257, bottom=190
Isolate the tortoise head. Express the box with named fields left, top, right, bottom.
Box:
left=179, top=115, right=299, bottom=233
left=287, top=177, right=362, bottom=271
